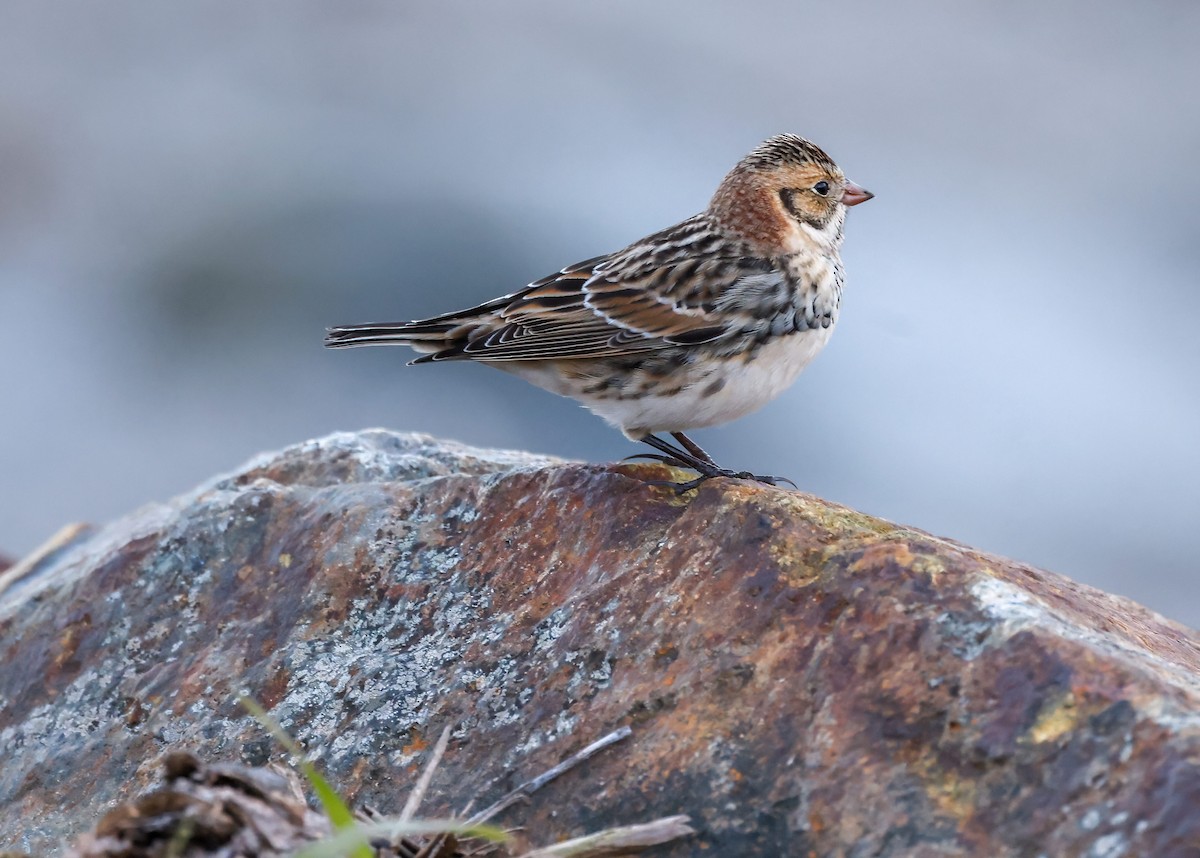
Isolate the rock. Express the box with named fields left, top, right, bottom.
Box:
left=1, top=429, right=1198, bottom=856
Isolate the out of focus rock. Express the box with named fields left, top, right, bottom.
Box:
left=1, top=429, right=1198, bottom=856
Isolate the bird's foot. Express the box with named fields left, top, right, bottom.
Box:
left=668, top=468, right=796, bottom=494
left=636, top=433, right=795, bottom=493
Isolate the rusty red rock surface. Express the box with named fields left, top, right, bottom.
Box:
left=1, top=430, right=1198, bottom=856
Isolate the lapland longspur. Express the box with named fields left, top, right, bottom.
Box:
left=327, top=134, right=872, bottom=490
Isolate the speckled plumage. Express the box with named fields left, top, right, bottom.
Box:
left=327, top=134, right=872, bottom=488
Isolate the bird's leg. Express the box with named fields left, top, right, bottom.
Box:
left=624, top=434, right=693, bottom=467
left=630, top=434, right=699, bottom=469
left=622, top=452, right=687, bottom=466
left=670, top=432, right=718, bottom=467
left=636, top=434, right=796, bottom=493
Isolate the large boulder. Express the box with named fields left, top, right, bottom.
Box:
left=1, top=430, right=1198, bottom=856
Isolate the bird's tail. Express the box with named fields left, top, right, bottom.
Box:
left=324, top=320, right=455, bottom=350
left=327, top=315, right=495, bottom=363
left=325, top=291, right=521, bottom=361
left=327, top=320, right=466, bottom=364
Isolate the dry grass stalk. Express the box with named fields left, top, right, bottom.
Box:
left=515, top=816, right=697, bottom=857
left=64, top=724, right=693, bottom=857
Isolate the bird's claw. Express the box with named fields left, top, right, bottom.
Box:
left=669, top=469, right=796, bottom=494
left=737, top=472, right=797, bottom=489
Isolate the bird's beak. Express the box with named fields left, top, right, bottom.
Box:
left=841, top=180, right=874, bottom=207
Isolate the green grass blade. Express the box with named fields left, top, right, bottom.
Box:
left=238, top=695, right=367, bottom=855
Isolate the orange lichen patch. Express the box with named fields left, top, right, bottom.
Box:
left=925, top=771, right=978, bottom=821
left=402, top=733, right=428, bottom=756
left=848, top=540, right=917, bottom=574
left=124, top=698, right=148, bottom=728
left=1028, top=693, right=1080, bottom=745
left=53, top=621, right=87, bottom=672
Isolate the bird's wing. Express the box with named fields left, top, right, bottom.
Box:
left=326, top=216, right=793, bottom=362
left=439, top=218, right=791, bottom=361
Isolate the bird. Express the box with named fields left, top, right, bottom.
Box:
left=326, top=134, right=872, bottom=491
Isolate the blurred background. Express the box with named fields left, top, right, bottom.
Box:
left=1, top=2, right=1197, bottom=624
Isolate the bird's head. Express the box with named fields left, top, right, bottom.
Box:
left=710, top=134, right=872, bottom=254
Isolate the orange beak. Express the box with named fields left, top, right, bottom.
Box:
left=842, top=180, right=874, bottom=207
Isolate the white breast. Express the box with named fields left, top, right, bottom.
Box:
left=584, top=326, right=835, bottom=438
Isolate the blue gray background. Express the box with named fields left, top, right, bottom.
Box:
left=2, top=2, right=1198, bottom=624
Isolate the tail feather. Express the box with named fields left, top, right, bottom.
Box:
left=324, top=321, right=454, bottom=349
left=325, top=320, right=481, bottom=364
left=324, top=288, right=530, bottom=353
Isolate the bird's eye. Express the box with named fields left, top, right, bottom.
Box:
left=813, top=181, right=831, bottom=196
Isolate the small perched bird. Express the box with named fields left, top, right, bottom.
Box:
left=327, top=134, right=872, bottom=490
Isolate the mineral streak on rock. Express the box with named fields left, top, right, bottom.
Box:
left=1, top=429, right=1198, bottom=856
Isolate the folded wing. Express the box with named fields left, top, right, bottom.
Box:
left=325, top=216, right=790, bottom=363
